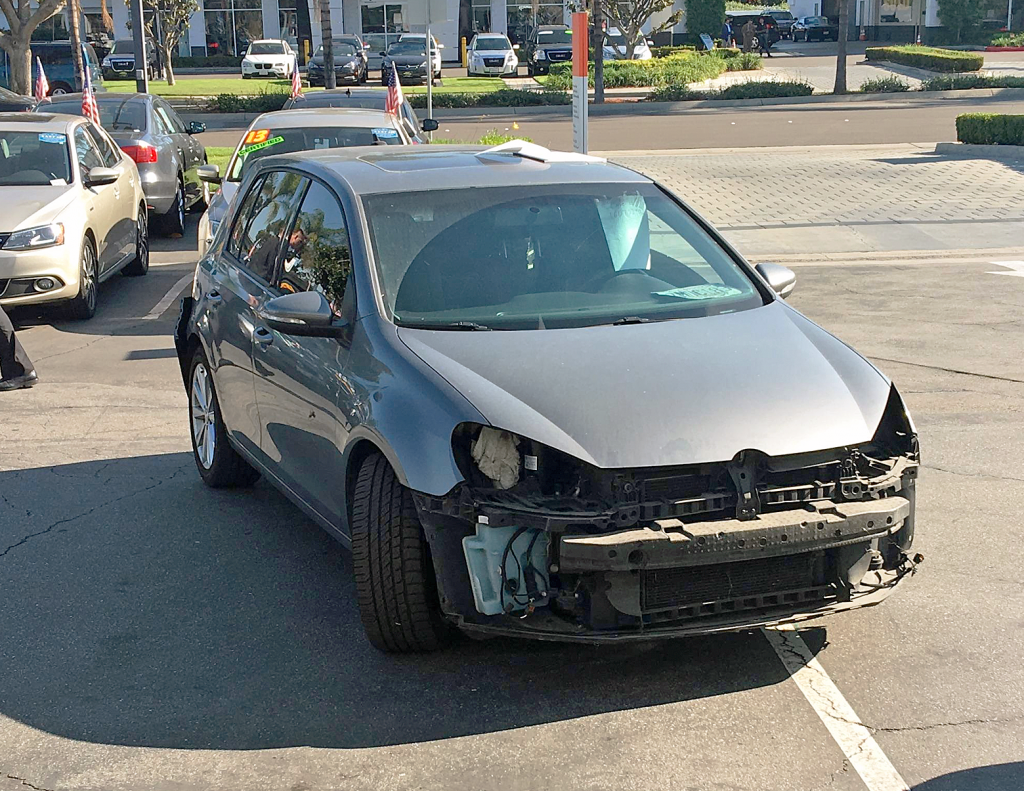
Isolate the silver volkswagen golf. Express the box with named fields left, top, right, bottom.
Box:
left=175, top=143, right=921, bottom=652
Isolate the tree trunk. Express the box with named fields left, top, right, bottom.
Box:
left=319, top=0, right=335, bottom=90
left=69, top=0, right=84, bottom=92
left=8, top=38, right=32, bottom=95
left=100, top=0, right=113, bottom=32
left=834, top=0, right=850, bottom=94
left=593, top=0, right=604, bottom=104
left=163, top=43, right=175, bottom=85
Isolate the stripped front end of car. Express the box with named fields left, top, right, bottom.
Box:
left=415, top=386, right=920, bottom=642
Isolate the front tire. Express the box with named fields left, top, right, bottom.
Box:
left=188, top=349, right=260, bottom=488
left=351, top=452, right=450, bottom=653
left=66, top=237, right=98, bottom=320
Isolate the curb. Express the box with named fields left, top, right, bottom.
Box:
left=933, top=142, right=1024, bottom=159
left=985, top=46, right=1024, bottom=52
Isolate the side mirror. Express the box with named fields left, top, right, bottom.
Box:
left=84, top=166, right=118, bottom=187
left=421, top=118, right=439, bottom=132
left=379, top=51, right=387, bottom=56
left=647, top=38, right=655, bottom=45
left=188, top=120, right=206, bottom=134
left=755, top=262, right=797, bottom=298
left=258, top=290, right=343, bottom=337
left=197, top=163, right=221, bottom=185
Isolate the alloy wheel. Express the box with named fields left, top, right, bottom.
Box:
left=137, top=210, right=149, bottom=270
left=81, top=243, right=97, bottom=314
left=191, top=363, right=216, bottom=470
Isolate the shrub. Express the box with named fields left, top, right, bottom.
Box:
left=207, top=91, right=289, bottom=113
left=647, top=79, right=813, bottom=102
left=937, top=0, right=983, bottom=43
left=686, top=0, right=726, bottom=46
left=723, top=51, right=762, bottom=71
left=859, top=76, right=912, bottom=92
left=864, top=45, right=984, bottom=72
left=543, top=49, right=757, bottom=91
left=651, top=45, right=697, bottom=57
left=956, top=113, right=1024, bottom=145
left=172, top=55, right=243, bottom=69
left=407, top=89, right=570, bottom=109
left=922, top=73, right=1024, bottom=90
left=990, top=32, right=1024, bottom=47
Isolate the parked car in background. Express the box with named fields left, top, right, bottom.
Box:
left=195, top=108, right=413, bottom=253
left=0, top=87, right=37, bottom=112
left=306, top=39, right=368, bottom=85
left=467, top=33, right=519, bottom=77
left=381, top=39, right=430, bottom=84
left=334, top=33, right=369, bottom=72
left=603, top=27, right=653, bottom=60
left=362, top=33, right=399, bottom=71
left=524, top=24, right=573, bottom=77
left=0, top=113, right=147, bottom=320
left=793, top=16, right=839, bottom=41
left=0, top=41, right=103, bottom=95
left=766, top=9, right=796, bottom=38
left=174, top=141, right=921, bottom=654
left=283, top=87, right=436, bottom=143
left=101, top=38, right=162, bottom=81
left=398, top=33, right=442, bottom=78
left=36, top=92, right=208, bottom=236
left=241, top=40, right=296, bottom=79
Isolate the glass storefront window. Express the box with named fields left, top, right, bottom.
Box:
left=205, top=9, right=233, bottom=56
left=203, top=0, right=265, bottom=56
left=235, top=10, right=264, bottom=53
left=506, top=2, right=565, bottom=46
left=470, top=0, right=490, bottom=34
left=278, top=0, right=298, bottom=49
left=879, top=0, right=914, bottom=24
left=361, top=3, right=407, bottom=35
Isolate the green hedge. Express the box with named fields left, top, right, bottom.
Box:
left=544, top=49, right=758, bottom=90
left=651, top=45, right=697, bottom=57
left=173, top=55, right=243, bottom=69
left=207, top=91, right=289, bottom=113
left=864, top=45, right=983, bottom=72
left=647, top=79, right=812, bottom=102
left=922, top=73, right=1024, bottom=90
left=990, top=32, right=1024, bottom=46
left=859, top=76, right=911, bottom=93
left=956, top=113, right=1024, bottom=145
left=408, top=89, right=570, bottom=108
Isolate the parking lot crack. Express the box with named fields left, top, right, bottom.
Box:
left=4, top=774, right=54, bottom=791
left=867, top=356, right=1024, bottom=385
left=869, top=714, right=1024, bottom=733
left=922, top=464, right=1024, bottom=484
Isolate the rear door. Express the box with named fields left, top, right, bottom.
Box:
left=154, top=99, right=203, bottom=206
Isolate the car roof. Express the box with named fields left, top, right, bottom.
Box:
left=290, top=89, right=389, bottom=106
left=537, top=25, right=570, bottom=30
left=0, top=112, right=80, bottom=131
left=39, top=92, right=151, bottom=104
left=250, top=39, right=287, bottom=45
left=258, top=145, right=649, bottom=196
left=250, top=107, right=399, bottom=129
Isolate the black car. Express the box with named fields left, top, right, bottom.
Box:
left=766, top=9, right=796, bottom=38
left=283, top=87, right=433, bottom=142
left=380, top=39, right=428, bottom=84
left=0, top=86, right=36, bottom=112
left=305, top=40, right=367, bottom=85
left=793, top=16, right=839, bottom=41
left=101, top=38, right=162, bottom=81
left=524, top=24, right=573, bottom=77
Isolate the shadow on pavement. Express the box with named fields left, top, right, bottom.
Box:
left=0, top=452, right=825, bottom=751
left=913, top=762, right=1024, bottom=791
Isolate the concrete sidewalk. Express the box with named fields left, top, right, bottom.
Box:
left=611, top=143, right=1024, bottom=256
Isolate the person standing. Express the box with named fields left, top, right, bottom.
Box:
left=741, top=20, right=756, bottom=53
left=720, top=19, right=734, bottom=48
left=0, top=304, right=38, bottom=391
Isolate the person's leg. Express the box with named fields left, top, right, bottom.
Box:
left=0, top=304, right=34, bottom=381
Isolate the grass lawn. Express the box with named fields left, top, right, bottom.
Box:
left=205, top=146, right=233, bottom=173
left=105, top=75, right=507, bottom=96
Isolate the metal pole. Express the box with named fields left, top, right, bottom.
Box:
left=130, top=0, right=149, bottom=93
left=1009, top=0, right=1014, bottom=31
left=571, top=9, right=588, bottom=153
left=426, top=20, right=433, bottom=140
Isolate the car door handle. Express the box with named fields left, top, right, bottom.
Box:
left=253, top=326, right=274, bottom=348
left=207, top=290, right=222, bottom=305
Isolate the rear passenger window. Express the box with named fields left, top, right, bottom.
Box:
left=229, top=170, right=307, bottom=284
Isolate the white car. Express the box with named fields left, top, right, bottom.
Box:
left=467, top=33, right=519, bottom=77
left=398, top=33, right=442, bottom=78
left=196, top=108, right=412, bottom=253
left=0, top=114, right=148, bottom=320
left=241, top=40, right=296, bottom=79
left=603, top=27, right=653, bottom=60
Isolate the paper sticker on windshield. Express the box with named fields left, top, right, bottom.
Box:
left=652, top=284, right=743, bottom=300
left=38, top=132, right=66, bottom=144
left=238, top=135, right=285, bottom=158
left=372, top=127, right=399, bottom=138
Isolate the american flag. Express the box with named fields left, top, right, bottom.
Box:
left=34, top=57, right=49, bottom=101
left=290, top=55, right=302, bottom=99
left=384, top=62, right=403, bottom=116
left=82, top=56, right=100, bottom=125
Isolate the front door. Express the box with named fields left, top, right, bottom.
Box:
left=73, top=124, right=120, bottom=272
left=252, top=178, right=356, bottom=524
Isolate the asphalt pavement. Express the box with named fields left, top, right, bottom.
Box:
left=1, top=146, right=1024, bottom=791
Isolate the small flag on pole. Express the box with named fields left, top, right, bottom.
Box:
left=82, top=61, right=100, bottom=125
left=291, top=56, right=302, bottom=99
left=384, top=63, right=403, bottom=116
left=34, top=57, right=49, bottom=101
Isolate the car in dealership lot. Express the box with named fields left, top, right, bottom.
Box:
left=0, top=40, right=103, bottom=95
left=175, top=140, right=922, bottom=653
left=792, top=16, right=839, bottom=41
left=380, top=39, right=431, bottom=84
left=0, top=86, right=36, bottom=112
left=398, top=33, right=442, bottom=79
left=241, top=39, right=297, bottom=79
left=0, top=113, right=148, bottom=319
left=195, top=107, right=412, bottom=253
left=101, top=38, right=162, bottom=81
left=362, top=33, right=398, bottom=71
left=283, top=87, right=437, bottom=143
left=603, top=27, right=653, bottom=60
left=523, top=24, right=573, bottom=77
left=766, top=8, right=796, bottom=38
left=306, top=39, right=368, bottom=85
left=467, top=33, right=519, bottom=77
left=35, top=92, right=208, bottom=236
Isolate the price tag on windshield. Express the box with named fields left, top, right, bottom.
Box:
left=372, top=127, right=399, bottom=139
left=243, top=129, right=273, bottom=145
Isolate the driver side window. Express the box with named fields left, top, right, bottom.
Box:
left=73, top=126, right=104, bottom=175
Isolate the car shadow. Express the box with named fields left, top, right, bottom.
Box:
left=913, top=762, right=1024, bottom=791
left=0, top=452, right=826, bottom=751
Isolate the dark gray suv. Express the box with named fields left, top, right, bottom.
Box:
left=174, top=143, right=921, bottom=652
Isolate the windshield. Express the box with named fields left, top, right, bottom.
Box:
left=45, top=98, right=147, bottom=133
left=770, top=11, right=794, bottom=19
left=0, top=131, right=72, bottom=185
left=807, top=16, right=828, bottom=23
left=110, top=40, right=134, bottom=54
left=474, top=36, right=511, bottom=51
left=365, top=184, right=764, bottom=330
left=537, top=29, right=572, bottom=44
left=248, top=42, right=286, bottom=55
left=315, top=42, right=358, bottom=56
left=388, top=41, right=425, bottom=56
left=228, top=125, right=402, bottom=181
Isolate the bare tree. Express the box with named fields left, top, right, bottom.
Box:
left=592, top=0, right=605, bottom=104
left=834, top=0, right=850, bottom=94
left=128, top=0, right=199, bottom=86
left=604, top=0, right=682, bottom=60
left=316, top=0, right=335, bottom=90
left=0, top=0, right=68, bottom=95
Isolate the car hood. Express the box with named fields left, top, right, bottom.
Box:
left=310, top=53, right=361, bottom=66
left=537, top=44, right=572, bottom=52
left=472, top=49, right=513, bottom=57
left=398, top=301, right=891, bottom=469
left=1, top=185, right=77, bottom=231
left=244, top=53, right=291, bottom=63
left=387, top=55, right=428, bottom=66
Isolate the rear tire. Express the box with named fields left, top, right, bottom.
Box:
left=122, top=205, right=149, bottom=277
left=351, top=452, right=450, bottom=653
left=159, top=178, right=186, bottom=237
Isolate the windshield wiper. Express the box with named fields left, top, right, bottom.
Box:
left=404, top=320, right=493, bottom=331
left=610, top=316, right=650, bottom=325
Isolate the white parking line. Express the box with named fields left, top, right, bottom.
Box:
left=764, top=626, right=910, bottom=791
left=144, top=273, right=193, bottom=321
